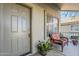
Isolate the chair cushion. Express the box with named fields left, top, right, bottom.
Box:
left=51, top=33, right=60, bottom=40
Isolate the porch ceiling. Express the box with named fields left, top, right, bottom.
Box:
left=55, top=3, right=79, bottom=11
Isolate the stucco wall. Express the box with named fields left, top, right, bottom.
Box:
left=23, top=3, right=58, bottom=54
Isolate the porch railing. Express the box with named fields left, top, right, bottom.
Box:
left=60, top=32, right=79, bottom=39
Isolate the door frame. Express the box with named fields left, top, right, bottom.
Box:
left=16, top=3, right=32, bottom=56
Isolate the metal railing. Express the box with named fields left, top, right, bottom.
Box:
left=60, top=32, right=79, bottom=39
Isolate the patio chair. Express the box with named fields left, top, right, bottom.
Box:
left=49, top=33, right=68, bottom=52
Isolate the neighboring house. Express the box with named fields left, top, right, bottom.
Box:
left=59, top=16, right=79, bottom=39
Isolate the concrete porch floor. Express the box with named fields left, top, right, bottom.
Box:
left=63, top=40, right=79, bottom=56
left=32, top=40, right=79, bottom=56
left=32, top=48, right=64, bottom=56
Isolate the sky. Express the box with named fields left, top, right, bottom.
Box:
left=60, top=11, right=79, bottom=21
left=60, top=11, right=79, bottom=19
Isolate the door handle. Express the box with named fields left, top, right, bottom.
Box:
left=28, top=33, right=31, bottom=38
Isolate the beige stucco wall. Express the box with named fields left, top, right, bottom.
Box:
left=23, top=3, right=58, bottom=54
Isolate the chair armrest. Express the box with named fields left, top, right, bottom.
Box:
left=60, top=37, right=68, bottom=40
left=54, top=39, right=63, bottom=42
left=60, top=37, right=69, bottom=43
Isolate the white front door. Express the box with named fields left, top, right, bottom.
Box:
left=0, top=4, right=31, bottom=56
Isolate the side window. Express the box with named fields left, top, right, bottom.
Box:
left=47, top=14, right=58, bottom=36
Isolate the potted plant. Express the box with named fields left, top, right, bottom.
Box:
left=37, top=40, right=52, bottom=56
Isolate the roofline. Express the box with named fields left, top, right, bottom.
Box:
left=60, top=21, right=79, bottom=26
